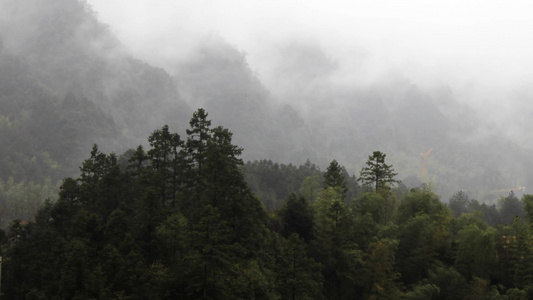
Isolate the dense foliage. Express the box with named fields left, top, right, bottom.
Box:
left=242, top=158, right=359, bottom=211
left=3, top=1, right=533, bottom=298
left=2, top=110, right=533, bottom=299
left=2, top=0, right=533, bottom=231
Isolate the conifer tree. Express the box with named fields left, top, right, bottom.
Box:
left=358, top=151, right=398, bottom=193
left=312, top=187, right=364, bottom=298
left=323, top=159, right=348, bottom=200
left=185, top=108, right=212, bottom=180
left=280, top=193, right=314, bottom=241
left=147, top=125, right=183, bottom=207
left=276, top=234, right=324, bottom=299
left=127, top=145, right=149, bottom=179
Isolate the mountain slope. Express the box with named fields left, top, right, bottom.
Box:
left=0, top=0, right=191, bottom=225
left=0, top=0, right=531, bottom=222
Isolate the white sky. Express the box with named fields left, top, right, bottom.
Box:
left=87, top=0, right=533, bottom=105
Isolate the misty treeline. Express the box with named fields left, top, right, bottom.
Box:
left=3, top=109, right=533, bottom=299
left=1, top=0, right=533, bottom=220
left=3, top=0, right=533, bottom=298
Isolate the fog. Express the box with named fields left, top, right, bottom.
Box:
left=87, top=3, right=532, bottom=90
left=2, top=2, right=533, bottom=294
left=2, top=0, right=532, bottom=203
left=81, top=0, right=533, bottom=200
left=86, top=1, right=533, bottom=145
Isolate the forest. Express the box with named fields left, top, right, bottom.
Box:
left=2, top=109, right=533, bottom=299
left=2, top=0, right=533, bottom=298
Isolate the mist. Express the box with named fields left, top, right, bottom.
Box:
left=4, top=2, right=533, bottom=296
left=1, top=0, right=532, bottom=203
left=86, top=0, right=533, bottom=146
left=80, top=0, right=533, bottom=201
left=87, top=3, right=532, bottom=89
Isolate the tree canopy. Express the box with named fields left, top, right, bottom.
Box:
left=323, top=159, right=349, bottom=200
left=2, top=116, right=533, bottom=298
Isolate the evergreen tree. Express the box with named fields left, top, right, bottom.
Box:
left=523, top=194, right=533, bottom=226
left=126, top=145, right=149, bottom=179
left=358, top=151, right=398, bottom=193
left=185, top=108, right=212, bottom=180
left=147, top=125, right=183, bottom=208
left=323, top=159, right=348, bottom=200
left=448, top=190, right=471, bottom=217
left=494, top=218, right=533, bottom=290
left=11, top=107, right=533, bottom=298
left=280, top=193, right=314, bottom=241
left=312, top=187, right=365, bottom=299
left=276, top=234, right=324, bottom=299
left=396, top=188, right=452, bottom=285
left=499, top=191, right=524, bottom=224
left=300, top=174, right=322, bottom=203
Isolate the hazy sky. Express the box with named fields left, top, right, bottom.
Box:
left=87, top=0, right=533, bottom=108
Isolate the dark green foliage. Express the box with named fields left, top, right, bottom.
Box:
left=0, top=110, right=272, bottom=299
left=523, top=194, right=533, bottom=226
left=448, top=190, right=471, bottom=217
left=425, top=264, right=469, bottom=300
left=5, top=108, right=533, bottom=298
left=354, top=192, right=398, bottom=225
left=242, top=158, right=360, bottom=211
left=362, top=237, right=401, bottom=299
left=493, top=219, right=533, bottom=290
left=147, top=125, right=184, bottom=208
left=359, top=151, right=399, bottom=193
left=454, top=224, right=497, bottom=280
left=241, top=159, right=323, bottom=210
left=499, top=192, right=525, bottom=224
left=467, top=200, right=500, bottom=226
left=402, top=283, right=440, bottom=299
left=323, top=159, right=349, bottom=200
left=279, top=193, right=314, bottom=241
left=276, top=234, right=324, bottom=299
left=5, top=1, right=533, bottom=298
left=397, top=186, right=449, bottom=222
left=311, top=187, right=365, bottom=299
left=396, top=188, right=452, bottom=285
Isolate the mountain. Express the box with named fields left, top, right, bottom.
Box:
left=0, top=0, right=191, bottom=225
left=0, top=0, right=194, bottom=171
left=0, top=0, right=531, bottom=225
left=173, top=37, right=533, bottom=202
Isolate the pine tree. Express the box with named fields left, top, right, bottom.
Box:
left=280, top=193, right=314, bottom=241
left=312, top=187, right=364, bottom=298
left=323, top=159, right=348, bottom=200
left=276, top=234, right=324, bottom=299
left=127, top=145, right=149, bottom=179
left=358, top=151, right=398, bottom=193
left=185, top=108, right=212, bottom=182
left=147, top=125, right=183, bottom=208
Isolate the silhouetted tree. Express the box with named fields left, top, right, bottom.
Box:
left=358, top=151, right=398, bottom=193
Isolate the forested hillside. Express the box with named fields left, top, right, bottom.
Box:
left=0, top=0, right=532, bottom=224
left=0, top=0, right=191, bottom=226
left=171, top=35, right=533, bottom=203
left=3, top=0, right=533, bottom=299
left=3, top=110, right=533, bottom=299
